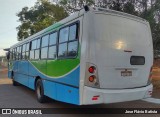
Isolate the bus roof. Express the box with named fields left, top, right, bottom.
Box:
left=10, top=6, right=148, bottom=48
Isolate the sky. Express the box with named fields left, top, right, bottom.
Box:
left=0, top=0, right=37, bottom=56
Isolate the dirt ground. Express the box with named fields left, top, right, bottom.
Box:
left=152, top=59, right=160, bottom=87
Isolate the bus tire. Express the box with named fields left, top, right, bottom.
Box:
left=35, top=79, right=46, bottom=103
left=12, top=80, right=19, bottom=86
left=11, top=72, right=19, bottom=86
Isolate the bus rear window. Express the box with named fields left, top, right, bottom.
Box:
left=130, top=56, right=145, bottom=65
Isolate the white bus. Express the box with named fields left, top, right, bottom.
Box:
left=8, top=7, right=153, bottom=105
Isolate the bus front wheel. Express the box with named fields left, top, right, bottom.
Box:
left=35, top=79, right=46, bottom=103
left=11, top=72, right=19, bottom=86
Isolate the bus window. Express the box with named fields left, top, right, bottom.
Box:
left=30, top=40, right=35, bottom=60
left=58, top=23, right=78, bottom=58
left=22, top=44, right=26, bottom=52
left=58, top=43, right=67, bottom=58
left=41, top=35, right=49, bottom=59
left=13, top=48, right=15, bottom=60
left=69, top=24, right=77, bottom=41
left=26, top=43, right=29, bottom=51
left=26, top=43, right=30, bottom=59
left=49, top=32, right=57, bottom=45
left=34, top=39, right=40, bottom=60
left=31, top=40, right=37, bottom=50
left=37, top=39, right=40, bottom=49
left=35, top=49, right=40, bottom=59
left=10, top=49, right=12, bottom=60
left=68, top=41, right=78, bottom=57
left=42, top=35, right=49, bottom=47
left=16, top=47, right=19, bottom=60
left=130, top=56, right=145, bottom=65
left=48, top=46, right=56, bottom=59
left=30, top=50, right=34, bottom=60
left=26, top=52, right=29, bottom=59
left=59, top=27, right=69, bottom=43
left=22, top=44, right=26, bottom=60
left=19, top=46, right=22, bottom=60
left=41, top=47, right=48, bottom=59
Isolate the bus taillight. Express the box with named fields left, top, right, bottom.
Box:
left=85, top=63, right=100, bottom=88
left=89, top=75, right=96, bottom=82
left=88, top=66, right=95, bottom=73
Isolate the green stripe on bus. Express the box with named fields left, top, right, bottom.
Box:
left=31, top=58, right=80, bottom=77
left=45, top=23, right=62, bottom=33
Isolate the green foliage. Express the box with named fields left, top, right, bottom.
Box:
left=123, top=2, right=138, bottom=16
left=59, top=0, right=95, bottom=13
left=16, top=0, right=68, bottom=41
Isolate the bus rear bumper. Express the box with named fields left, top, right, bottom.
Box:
left=82, top=84, right=153, bottom=105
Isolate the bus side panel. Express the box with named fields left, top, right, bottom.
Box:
left=56, top=83, right=79, bottom=105
left=28, top=61, right=80, bottom=87
left=18, top=61, right=29, bottom=75
left=17, top=61, right=29, bottom=86
left=17, top=73, right=28, bottom=87
left=28, top=76, right=36, bottom=90
left=43, top=80, right=57, bottom=100
left=12, top=61, right=18, bottom=81
left=43, top=80, right=79, bottom=105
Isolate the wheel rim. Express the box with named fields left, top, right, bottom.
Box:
left=37, top=85, right=41, bottom=99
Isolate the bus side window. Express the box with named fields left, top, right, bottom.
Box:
left=68, top=41, right=78, bottom=57
left=49, top=32, right=57, bottom=45
left=22, top=44, right=26, bottom=60
left=13, top=48, right=15, bottom=60
left=68, top=24, right=78, bottom=57
left=58, top=43, right=67, bottom=58
left=41, top=35, right=49, bottom=59
left=58, top=26, right=69, bottom=58
left=58, top=23, right=78, bottom=59
left=16, top=47, right=19, bottom=60
left=30, top=40, right=37, bottom=60
left=26, top=43, right=30, bottom=60
left=35, top=38, right=40, bottom=60
left=69, top=24, right=77, bottom=41
left=10, top=49, right=12, bottom=60
left=59, top=27, right=69, bottom=43
left=48, top=32, right=57, bottom=59
left=19, top=46, right=22, bottom=60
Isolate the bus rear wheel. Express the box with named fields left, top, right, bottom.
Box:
left=35, top=79, right=46, bottom=103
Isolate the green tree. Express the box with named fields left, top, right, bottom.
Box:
left=59, top=0, right=95, bottom=13
left=16, top=0, right=68, bottom=41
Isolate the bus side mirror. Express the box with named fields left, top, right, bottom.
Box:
left=6, top=52, right=10, bottom=60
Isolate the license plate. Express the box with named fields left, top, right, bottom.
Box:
left=121, top=70, right=132, bottom=77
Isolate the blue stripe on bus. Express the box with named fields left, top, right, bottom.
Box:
left=43, top=80, right=79, bottom=105
left=9, top=61, right=80, bottom=105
